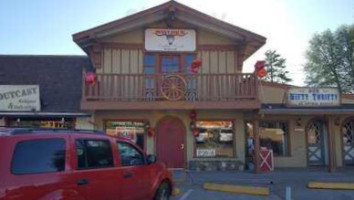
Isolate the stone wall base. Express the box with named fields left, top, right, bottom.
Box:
left=189, top=160, right=244, bottom=171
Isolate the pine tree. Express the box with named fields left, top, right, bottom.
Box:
left=264, top=50, right=292, bottom=83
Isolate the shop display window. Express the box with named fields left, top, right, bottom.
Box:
left=195, top=120, right=234, bottom=158
left=105, top=120, right=145, bottom=150
left=259, top=121, right=289, bottom=156
left=9, top=118, right=74, bottom=129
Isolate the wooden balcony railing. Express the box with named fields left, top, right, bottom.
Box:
left=83, top=73, right=258, bottom=101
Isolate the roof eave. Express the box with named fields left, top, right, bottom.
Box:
left=73, top=1, right=266, bottom=50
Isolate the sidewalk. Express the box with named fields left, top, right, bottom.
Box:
left=171, top=169, right=354, bottom=200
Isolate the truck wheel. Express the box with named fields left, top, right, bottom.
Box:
left=154, top=182, right=170, bottom=200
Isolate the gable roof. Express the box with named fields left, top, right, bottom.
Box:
left=73, top=0, right=266, bottom=55
left=0, top=55, right=92, bottom=115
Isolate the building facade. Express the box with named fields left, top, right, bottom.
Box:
left=0, top=55, right=93, bottom=130
left=72, top=1, right=354, bottom=172
left=2, top=1, right=352, bottom=173
left=73, top=1, right=266, bottom=171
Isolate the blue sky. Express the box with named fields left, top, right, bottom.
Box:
left=0, top=0, right=353, bottom=85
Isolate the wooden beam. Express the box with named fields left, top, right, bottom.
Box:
left=327, top=115, right=337, bottom=172
left=81, top=100, right=260, bottom=110
left=253, top=119, right=261, bottom=173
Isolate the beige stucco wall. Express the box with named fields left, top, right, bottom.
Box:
left=259, top=85, right=287, bottom=104
left=94, top=110, right=246, bottom=165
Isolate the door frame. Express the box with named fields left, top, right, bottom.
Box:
left=306, top=117, right=329, bottom=167
left=341, top=117, right=354, bottom=166
left=155, top=115, right=187, bottom=169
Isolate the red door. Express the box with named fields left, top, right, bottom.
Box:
left=156, top=116, right=186, bottom=168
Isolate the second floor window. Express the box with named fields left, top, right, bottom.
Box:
left=143, top=54, right=156, bottom=74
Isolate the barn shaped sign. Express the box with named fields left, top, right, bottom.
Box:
left=286, top=87, right=340, bottom=107
left=145, top=28, right=196, bottom=52
left=0, top=85, right=41, bottom=111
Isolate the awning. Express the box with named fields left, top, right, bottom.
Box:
left=260, top=104, right=354, bottom=115
left=0, top=112, right=91, bottom=118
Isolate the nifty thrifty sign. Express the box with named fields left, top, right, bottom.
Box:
left=287, top=87, right=340, bottom=107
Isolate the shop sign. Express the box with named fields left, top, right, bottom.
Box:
left=287, top=87, right=340, bottom=107
left=0, top=85, right=40, bottom=111
left=197, top=149, right=216, bottom=157
left=145, top=28, right=196, bottom=52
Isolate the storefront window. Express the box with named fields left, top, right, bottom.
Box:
left=195, top=120, right=234, bottom=158
left=9, top=118, right=74, bottom=129
left=259, top=121, right=289, bottom=156
left=105, top=120, right=145, bottom=150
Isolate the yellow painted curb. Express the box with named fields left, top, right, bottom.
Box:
left=203, top=183, right=270, bottom=196
left=172, top=188, right=182, bottom=196
left=308, top=182, right=354, bottom=190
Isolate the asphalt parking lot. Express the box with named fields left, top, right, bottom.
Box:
left=171, top=169, right=354, bottom=200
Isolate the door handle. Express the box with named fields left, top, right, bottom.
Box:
left=77, top=178, right=89, bottom=186
left=123, top=172, right=133, bottom=179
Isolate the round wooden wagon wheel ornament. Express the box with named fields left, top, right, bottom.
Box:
left=160, top=74, right=187, bottom=101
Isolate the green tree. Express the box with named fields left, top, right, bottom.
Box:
left=264, top=50, right=292, bottom=83
left=304, top=24, right=354, bottom=93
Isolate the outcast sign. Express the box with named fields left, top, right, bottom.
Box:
left=0, top=85, right=41, bottom=111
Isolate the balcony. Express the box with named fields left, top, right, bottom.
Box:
left=81, top=73, right=260, bottom=110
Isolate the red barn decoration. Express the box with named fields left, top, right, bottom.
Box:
left=190, top=58, right=202, bottom=74
left=255, top=61, right=267, bottom=78
left=85, top=71, right=97, bottom=85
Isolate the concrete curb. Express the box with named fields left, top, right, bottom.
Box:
left=203, top=183, right=270, bottom=196
left=308, top=181, right=354, bottom=190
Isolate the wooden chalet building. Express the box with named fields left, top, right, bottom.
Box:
left=73, top=1, right=354, bottom=172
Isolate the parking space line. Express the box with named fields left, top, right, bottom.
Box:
left=308, top=181, right=354, bottom=190
left=179, top=189, right=193, bottom=200
left=203, top=183, right=270, bottom=196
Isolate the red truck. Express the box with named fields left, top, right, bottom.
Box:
left=0, top=127, right=174, bottom=200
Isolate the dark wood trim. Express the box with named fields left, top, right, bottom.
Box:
left=73, top=1, right=266, bottom=44
left=102, top=118, right=148, bottom=153
left=305, top=117, right=328, bottom=168
left=81, top=100, right=260, bottom=110
left=340, top=117, right=354, bottom=167
left=101, top=42, right=144, bottom=49
left=327, top=116, right=337, bottom=172
left=192, top=119, right=237, bottom=159
left=198, top=45, right=237, bottom=51
left=253, top=119, right=261, bottom=173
